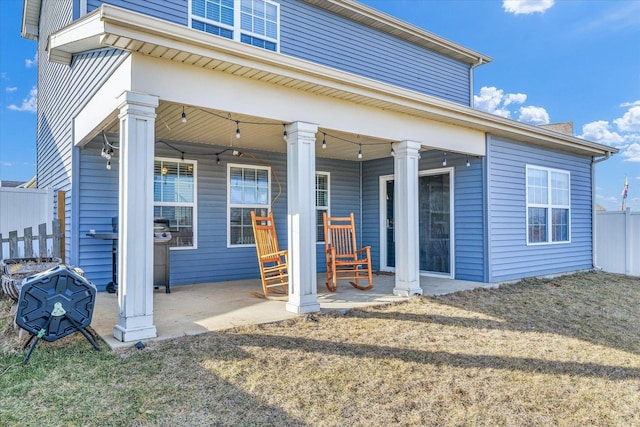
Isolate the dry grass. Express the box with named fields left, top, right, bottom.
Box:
left=1, top=271, right=639, bottom=426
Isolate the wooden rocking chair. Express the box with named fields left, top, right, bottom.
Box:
left=250, top=211, right=288, bottom=297
left=323, top=212, right=373, bottom=292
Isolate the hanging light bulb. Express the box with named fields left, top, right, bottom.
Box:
left=282, top=124, right=288, bottom=141
left=322, top=133, right=327, bottom=149
left=442, top=152, right=447, bottom=166
left=216, top=155, right=221, bottom=165
left=466, top=155, right=470, bottom=167
left=181, top=106, right=187, bottom=124
left=390, top=143, right=395, bottom=157
left=235, top=121, right=241, bottom=139
left=106, top=160, right=111, bottom=170
left=357, top=144, right=363, bottom=159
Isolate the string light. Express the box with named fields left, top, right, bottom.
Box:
left=235, top=121, right=241, bottom=139
left=181, top=106, right=187, bottom=124
left=466, top=155, right=470, bottom=167
left=216, top=155, right=221, bottom=165
left=282, top=124, right=288, bottom=141
left=357, top=144, right=363, bottom=159
left=106, top=160, right=111, bottom=170
left=322, top=133, right=327, bottom=149
left=390, top=143, right=395, bottom=157
left=442, top=152, right=447, bottom=166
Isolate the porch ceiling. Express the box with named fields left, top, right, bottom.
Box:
left=52, top=4, right=616, bottom=158
left=101, top=102, right=399, bottom=161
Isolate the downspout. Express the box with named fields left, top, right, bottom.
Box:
left=470, top=58, right=484, bottom=108
left=591, top=151, right=612, bottom=270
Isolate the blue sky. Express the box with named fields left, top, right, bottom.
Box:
left=0, top=0, right=639, bottom=210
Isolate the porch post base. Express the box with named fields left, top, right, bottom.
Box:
left=393, top=282, right=423, bottom=297
left=286, top=299, right=321, bottom=314
left=113, top=323, right=157, bottom=343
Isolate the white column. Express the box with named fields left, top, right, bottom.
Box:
left=113, top=91, right=159, bottom=342
left=285, top=121, right=321, bottom=314
left=393, top=141, right=423, bottom=296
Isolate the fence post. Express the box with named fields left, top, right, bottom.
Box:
left=57, top=191, right=66, bottom=263
left=24, top=227, right=34, bottom=258
left=52, top=219, right=61, bottom=259
left=625, top=208, right=631, bottom=276
left=38, top=223, right=47, bottom=256
left=9, top=231, right=18, bottom=258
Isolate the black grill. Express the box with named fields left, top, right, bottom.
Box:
left=16, top=265, right=100, bottom=363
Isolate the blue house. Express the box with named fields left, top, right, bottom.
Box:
left=22, top=0, right=616, bottom=342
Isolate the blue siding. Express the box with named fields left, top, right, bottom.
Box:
left=85, top=0, right=471, bottom=105
left=486, top=136, right=593, bottom=282
left=86, top=0, right=187, bottom=25
left=37, top=0, right=129, bottom=262
left=79, top=141, right=360, bottom=289
left=280, top=0, right=471, bottom=105
left=361, top=152, right=486, bottom=280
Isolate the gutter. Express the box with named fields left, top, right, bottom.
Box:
left=591, top=151, right=612, bottom=270
left=470, top=58, right=484, bottom=108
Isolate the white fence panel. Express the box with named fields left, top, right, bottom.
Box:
left=596, top=209, right=639, bottom=276
left=0, top=187, right=54, bottom=236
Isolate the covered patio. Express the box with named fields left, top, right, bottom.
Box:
left=92, top=274, right=494, bottom=349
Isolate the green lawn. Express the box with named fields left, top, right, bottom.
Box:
left=1, top=271, right=639, bottom=426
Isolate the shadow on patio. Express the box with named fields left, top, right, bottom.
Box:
left=92, top=273, right=493, bottom=349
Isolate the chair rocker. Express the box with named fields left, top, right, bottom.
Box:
left=250, top=211, right=289, bottom=297
left=323, top=212, right=373, bottom=292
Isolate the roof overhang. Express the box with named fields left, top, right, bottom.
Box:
left=48, top=4, right=616, bottom=157
left=21, top=0, right=41, bottom=40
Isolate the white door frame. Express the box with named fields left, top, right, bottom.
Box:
left=379, top=168, right=455, bottom=278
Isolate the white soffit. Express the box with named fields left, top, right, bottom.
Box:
left=48, top=4, right=616, bottom=157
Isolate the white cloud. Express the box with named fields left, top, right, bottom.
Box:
left=5, top=87, right=17, bottom=93
left=518, top=105, right=550, bottom=125
left=503, top=0, right=554, bottom=15
left=25, top=52, right=38, bottom=68
left=579, top=121, right=626, bottom=147
left=614, top=106, right=640, bottom=133
left=474, top=86, right=528, bottom=118
left=7, top=86, right=37, bottom=113
left=621, top=143, right=640, bottom=162
left=621, top=100, right=640, bottom=108
left=1, top=161, right=14, bottom=167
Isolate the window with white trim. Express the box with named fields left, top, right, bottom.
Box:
left=228, top=164, right=271, bottom=246
left=154, top=158, right=197, bottom=249
left=190, top=0, right=280, bottom=52
left=316, top=172, right=330, bottom=242
left=526, top=165, right=570, bottom=244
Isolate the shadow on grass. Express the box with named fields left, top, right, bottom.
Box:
left=354, top=271, right=640, bottom=355
left=226, top=332, right=640, bottom=381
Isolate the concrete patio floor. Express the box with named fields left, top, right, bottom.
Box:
left=92, top=273, right=496, bottom=349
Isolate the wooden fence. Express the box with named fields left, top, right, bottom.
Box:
left=0, top=220, right=62, bottom=260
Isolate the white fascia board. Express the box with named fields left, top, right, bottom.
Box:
left=73, top=55, right=133, bottom=146
left=130, top=55, right=486, bottom=156
left=47, top=11, right=107, bottom=64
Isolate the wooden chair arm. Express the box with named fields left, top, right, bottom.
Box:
left=260, top=249, right=288, bottom=260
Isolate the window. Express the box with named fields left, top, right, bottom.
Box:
left=526, top=165, right=570, bottom=244
left=316, top=172, right=330, bottom=242
left=228, top=164, right=271, bottom=246
left=154, top=158, right=197, bottom=249
left=190, top=0, right=279, bottom=52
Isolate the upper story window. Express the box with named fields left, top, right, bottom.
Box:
left=315, top=172, right=330, bottom=242
left=190, top=0, right=280, bottom=52
left=228, top=164, right=271, bottom=246
left=526, top=165, right=570, bottom=245
left=154, top=158, right=197, bottom=249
